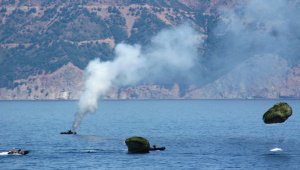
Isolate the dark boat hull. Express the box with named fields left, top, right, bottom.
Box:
left=60, top=130, right=77, bottom=135
left=150, top=147, right=166, bottom=151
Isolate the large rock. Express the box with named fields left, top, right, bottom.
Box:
left=263, top=102, right=292, bottom=124
left=125, top=136, right=150, bottom=153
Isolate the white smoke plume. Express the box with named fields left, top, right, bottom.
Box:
left=72, top=24, right=203, bottom=131
left=203, top=0, right=300, bottom=84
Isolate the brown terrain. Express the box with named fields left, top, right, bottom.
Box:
left=0, top=0, right=299, bottom=100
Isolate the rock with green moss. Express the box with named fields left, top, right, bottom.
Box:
left=263, top=102, right=292, bottom=124
left=125, top=136, right=150, bottom=153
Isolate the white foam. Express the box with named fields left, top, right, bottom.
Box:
left=0, top=152, right=23, bottom=155
left=0, top=152, right=9, bottom=155
left=270, top=147, right=283, bottom=152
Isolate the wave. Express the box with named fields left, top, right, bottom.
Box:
left=0, top=152, right=9, bottom=155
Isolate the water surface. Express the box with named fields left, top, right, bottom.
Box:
left=0, top=100, right=299, bottom=169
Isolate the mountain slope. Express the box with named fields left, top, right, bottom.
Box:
left=186, top=55, right=300, bottom=99
left=0, top=0, right=221, bottom=88
left=1, top=0, right=300, bottom=99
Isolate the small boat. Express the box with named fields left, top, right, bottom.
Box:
left=60, top=130, right=77, bottom=135
left=150, top=146, right=166, bottom=151
left=3, top=148, right=30, bottom=155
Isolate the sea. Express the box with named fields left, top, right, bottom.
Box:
left=0, top=100, right=300, bottom=169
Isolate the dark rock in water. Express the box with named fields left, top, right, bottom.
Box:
left=263, top=102, right=292, bottom=124
left=60, top=130, right=77, bottom=135
left=125, top=136, right=150, bottom=153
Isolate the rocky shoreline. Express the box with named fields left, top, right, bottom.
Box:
left=1, top=61, right=300, bottom=100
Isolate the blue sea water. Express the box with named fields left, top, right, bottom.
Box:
left=0, top=100, right=300, bottom=169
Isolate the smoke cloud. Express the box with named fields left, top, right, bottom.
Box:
left=72, top=24, right=203, bottom=131
left=203, top=0, right=300, bottom=84
left=71, top=0, right=300, bottom=130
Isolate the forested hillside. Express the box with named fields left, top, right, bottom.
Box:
left=0, top=0, right=222, bottom=88
left=1, top=0, right=300, bottom=99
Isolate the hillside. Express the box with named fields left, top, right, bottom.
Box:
left=2, top=56, right=300, bottom=100
left=186, top=56, right=300, bottom=99
left=1, top=0, right=300, bottom=99
left=0, top=0, right=220, bottom=87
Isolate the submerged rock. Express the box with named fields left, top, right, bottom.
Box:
left=125, top=136, right=150, bottom=153
left=263, top=102, right=292, bottom=124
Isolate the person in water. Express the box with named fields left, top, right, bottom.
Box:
left=150, top=144, right=166, bottom=151
left=7, top=148, right=29, bottom=155
left=8, top=148, right=15, bottom=154
left=8, top=148, right=19, bottom=154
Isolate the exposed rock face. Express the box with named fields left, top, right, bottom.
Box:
left=1, top=0, right=221, bottom=88
left=0, top=63, right=83, bottom=100
left=2, top=55, right=300, bottom=100
left=0, top=63, right=183, bottom=100
left=117, top=84, right=181, bottom=99
left=186, top=55, right=300, bottom=99
left=2, top=56, right=300, bottom=100
left=281, top=64, right=300, bottom=98
left=1, top=1, right=300, bottom=100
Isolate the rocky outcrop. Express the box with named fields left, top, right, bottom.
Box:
left=117, top=84, right=181, bottom=99
left=0, top=63, right=183, bottom=100
left=0, top=62, right=83, bottom=100
left=0, top=0, right=216, bottom=88
left=1, top=55, right=300, bottom=100
left=186, top=55, right=300, bottom=99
